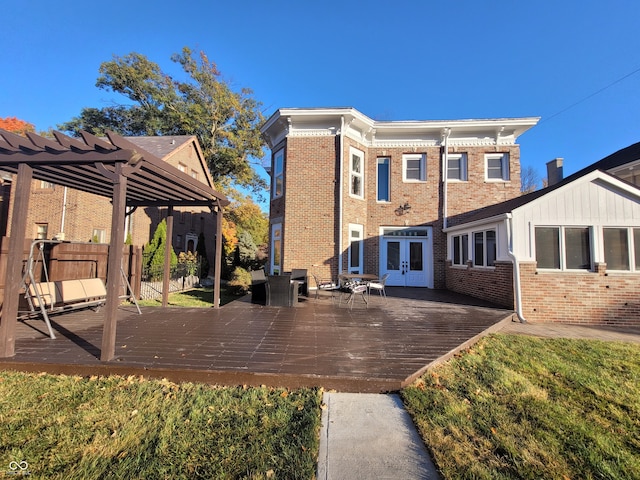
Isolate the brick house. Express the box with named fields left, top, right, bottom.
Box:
left=444, top=142, right=640, bottom=326
left=260, top=107, right=539, bottom=289
left=0, top=135, right=218, bottom=275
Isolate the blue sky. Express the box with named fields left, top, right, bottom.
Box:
left=3, top=0, right=640, bottom=188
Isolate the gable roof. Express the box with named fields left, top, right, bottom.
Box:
left=446, top=141, right=640, bottom=229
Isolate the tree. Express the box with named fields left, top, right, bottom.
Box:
left=59, top=47, right=268, bottom=196
left=144, top=220, right=177, bottom=279
left=0, top=117, right=35, bottom=136
left=225, top=195, right=269, bottom=246
left=521, top=165, right=541, bottom=194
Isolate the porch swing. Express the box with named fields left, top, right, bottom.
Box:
left=18, top=239, right=141, bottom=339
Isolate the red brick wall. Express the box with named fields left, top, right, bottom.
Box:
left=278, top=136, right=340, bottom=280
left=274, top=136, right=524, bottom=289
left=519, top=262, right=640, bottom=326
left=445, top=260, right=514, bottom=308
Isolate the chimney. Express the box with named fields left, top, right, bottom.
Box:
left=546, top=158, right=564, bottom=186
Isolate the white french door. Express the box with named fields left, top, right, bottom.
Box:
left=380, top=227, right=433, bottom=288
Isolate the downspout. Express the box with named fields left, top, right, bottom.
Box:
left=506, top=213, right=526, bottom=323
left=441, top=128, right=451, bottom=230
left=60, top=186, right=67, bottom=236
left=338, top=116, right=345, bottom=275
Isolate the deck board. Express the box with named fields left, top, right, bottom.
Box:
left=1, top=288, right=512, bottom=392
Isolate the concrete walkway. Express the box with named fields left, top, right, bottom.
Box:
left=317, top=392, right=440, bottom=480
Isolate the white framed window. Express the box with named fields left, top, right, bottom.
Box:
left=35, top=223, right=48, bottom=240
left=92, top=228, right=106, bottom=244
left=485, top=153, right=510, bottom=181
left=190, top=169, right=198, bottom=180
left=377, top=157, right=390, bottom=202
left=272, top=149, right=284, bottom=199
left=447, top=153, right=468, bottom=181
left=452, top=234, right=469, bottom=266
left=177, top=163, right=187, bottom=173
left=403, top=153, right=426, bottom=182
left=535, top=226, right=592, bottom=270
left=473, top=229, right=496, bottom=267
left=603, top=227, right=640, bottom=271
left=39, top=180, right=55, bottom=189
left=348, top=224, right=364, bottom=274
left=270, top=223, right=282, bottom=275
left=350, top=147, right=364, bottom=198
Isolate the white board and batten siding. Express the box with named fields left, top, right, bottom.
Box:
left=511, top=170, right=640, bottom=260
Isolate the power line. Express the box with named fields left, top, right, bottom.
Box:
left=539, top=64, right=640, bottom=125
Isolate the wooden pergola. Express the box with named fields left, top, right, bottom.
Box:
left=0, top=129, right=229, bottom=360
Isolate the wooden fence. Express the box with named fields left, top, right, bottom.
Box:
left=0, top=237, right=142, bottom=306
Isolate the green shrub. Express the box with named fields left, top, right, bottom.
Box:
left=227, top=266, right=251, bottom=295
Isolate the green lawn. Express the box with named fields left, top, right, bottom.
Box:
left=0, top=372, right=321, bottom=479
left=402, top=334, right=640, bottom=480
left=134, top=286, right=241, bottom=308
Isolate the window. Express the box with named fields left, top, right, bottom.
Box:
left=271, top=223, right=282, bottom=275
left=447, top=153, right=468, bottom=181
left=35, top=223, right=48, bottom=240
left=176, top=234, right=183, bottom=249
left=39, top=180, right=55, bottom=189
left=603, top=227, right=638, bottom=271
left=473, top=230, right=496, bottom=267
left=273, top=149, right=284, bottom=199
left=452, top=234, right=469, bottom=266
left=350, top=148, right=364, bottom=198
left=177, top=163, right=187, bottom=173
left=535, top=227, right=560, bottom=269
left=92, top=228, right=106, bottom=243
left=377, top=157, right=390, bottom=202
left=535, top=226, right=592, bottom=270
left=190, top=169, right=198, bottom=180
left=403, top=153, right=426, bottom=182
left=485, top=153, right=510, bottom=181
left=348, top=224, right=364, bottom=273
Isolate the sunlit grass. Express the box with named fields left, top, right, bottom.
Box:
left=0, top=372, right=321, bottom=479
left=134, top=286, right=240, bottom=308
left=402, top=334, right=640, bottom=479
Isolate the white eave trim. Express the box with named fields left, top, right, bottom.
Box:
left=443, top=213, right=510, bottom=233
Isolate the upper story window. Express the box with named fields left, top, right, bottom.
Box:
left=377, top=157, right=390, bottom=202
left=190, top=169, right=199, bottom=180
left=350, top=147, right=364, bottom=198
left=403, top=154, right=426, bottom=182
left=603, top=227, right=640, bottom=271
left=447, top=153, right=468, bottom=181
left=39, top=180, right=55, bottom=189
left=473, top=229, right=496, bottom=267
left=535, top=226, right=592, bottom=270
left=485, top=153, right=510, bottom=181
left=177, top=163, right=187, bottom=173
left=272, top=149, right=284, bottom=199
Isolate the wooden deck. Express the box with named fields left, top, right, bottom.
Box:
left=0, top=288, right=513, bottom=392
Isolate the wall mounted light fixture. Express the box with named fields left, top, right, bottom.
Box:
left=395, top=202, right=412, bottom=216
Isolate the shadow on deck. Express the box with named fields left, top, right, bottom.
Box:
left=1, top=287, right=513, bottom=392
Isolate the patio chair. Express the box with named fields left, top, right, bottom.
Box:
left=343, top=284, right=368, bottom=310
left=291, top=268, right=308, bottom=296
left=367, top=273, right=390, bottom=302
left=311, top=273, right=339, bottom=300
left=250, top=269, right=267, bottom=304
left=266, top=275, right=298, bottom=307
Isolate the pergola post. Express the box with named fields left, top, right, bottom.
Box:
left=162, top=206, right=174, bottom=308
left=101, top=166, right=127, bottom=362
left=213, top=203, right=223, bottom=309
left=0, top=163, right=32, bottom=357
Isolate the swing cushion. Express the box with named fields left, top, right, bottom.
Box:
left=28, top=282, right=58, bottom=307
left=28, top=278, right=107, bottom=309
